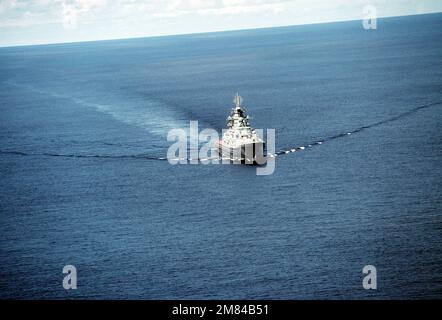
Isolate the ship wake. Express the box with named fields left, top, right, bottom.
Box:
left=1, top=101, right=441, bottom=163
left=4, top=80, right=192, bottom=139
left=269, top=100, right=442, bottom=158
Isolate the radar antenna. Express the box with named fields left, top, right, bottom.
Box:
left=233, top=92, right=243, bottom=108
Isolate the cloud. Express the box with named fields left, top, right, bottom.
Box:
left=1, top=0, right=442, bottom=46
left=59, top=0, right=106, bottom=29
left=198, top=2, right=286, bottom=15
left=152, top=0, right=288, bottom=17
left=0, top=0, right=381, bottom=30
left=0, top=0, right=25, bottom=14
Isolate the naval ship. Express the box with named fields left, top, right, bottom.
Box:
left=217, top=93, right=265, bottom=164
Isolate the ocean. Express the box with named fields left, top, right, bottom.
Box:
left=0, top=13, right=441, bottom=299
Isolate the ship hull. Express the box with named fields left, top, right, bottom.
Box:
left=217, top=141, right=266, bottom=165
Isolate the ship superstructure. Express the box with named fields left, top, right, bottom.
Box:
left=217, top=93, right=265, bottom=164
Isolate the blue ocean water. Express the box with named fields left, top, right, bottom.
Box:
left=0, top=13, right=441, bottom=299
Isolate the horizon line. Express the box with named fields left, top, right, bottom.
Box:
left=1, top=11, right=441, bottom=49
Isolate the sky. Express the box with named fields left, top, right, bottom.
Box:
left=0, top=0, right=442, bottom=47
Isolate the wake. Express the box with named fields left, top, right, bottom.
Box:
left=270, top=100, right=442, bottom=157
left=1, top=101, right=441, bottom=162
left=0, top=150, right=168, bottom=161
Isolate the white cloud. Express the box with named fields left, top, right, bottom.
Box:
left=59, top=0, right=106, bottom=29
left=198, top=2, right=285, bottom=15
left=152, top=0, right=287, bottom=17
left=0, top=0, right=23, bottom=14
left=1, top=0, right=442, bottom=46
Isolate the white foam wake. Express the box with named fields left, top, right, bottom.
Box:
left=5, top=80, right=191, bottom=138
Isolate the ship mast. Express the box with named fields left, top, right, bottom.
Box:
left=227, top=93, right=252, bottom=129
left=233, top=92, right=243, bottom=108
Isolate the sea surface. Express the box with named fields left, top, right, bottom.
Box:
left=0, top=13, right=441, bottom=299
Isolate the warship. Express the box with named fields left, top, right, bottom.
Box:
left=217, top=93, right=265, bottom=164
